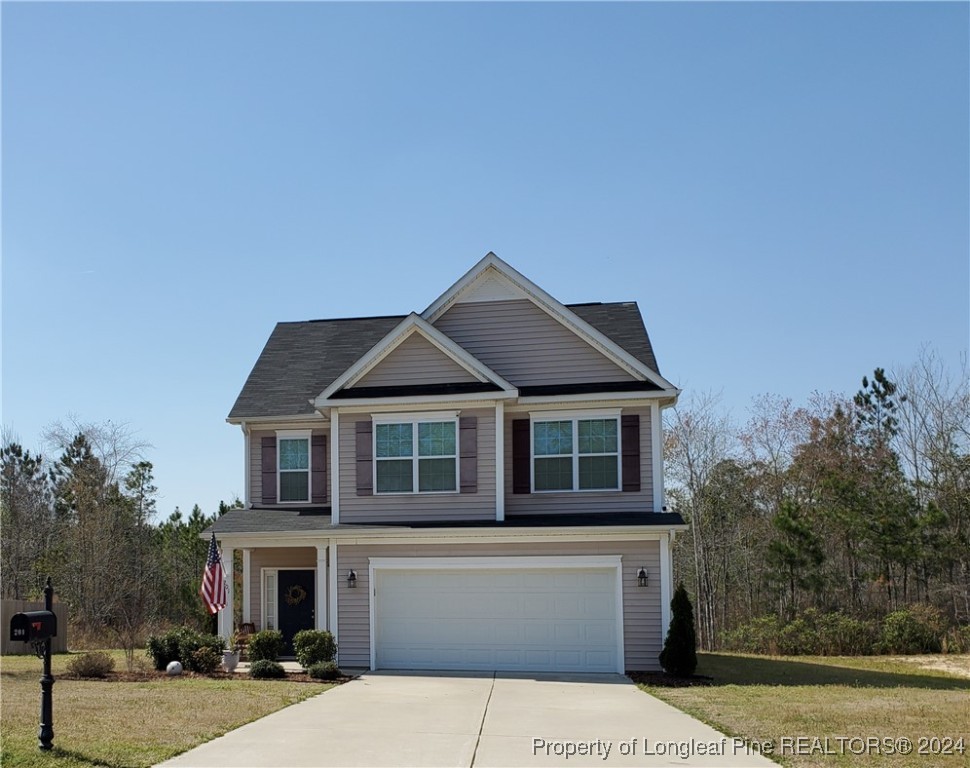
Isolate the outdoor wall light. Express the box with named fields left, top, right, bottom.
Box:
left=347, top=570, right=358, bottom=588
left=637, top=567, right=649, bottom=588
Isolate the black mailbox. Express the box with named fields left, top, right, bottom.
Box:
left=10, top=611, right=57, bottom=642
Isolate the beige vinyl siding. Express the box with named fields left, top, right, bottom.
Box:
left=336, top=539, right=662, bottom=671
left=338, top=409, right=496, bottom=522
left=248, top=547, right=317, bottom=629
left=354, top=333, right=479, bottom=387
left=249, top=428, right=330, bottom=506
left=505, top=406, right=654, bottom=515
left=435, top=299, right=636, bottom=386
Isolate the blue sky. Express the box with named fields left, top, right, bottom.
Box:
left=3, top=2, right=967, bottom=519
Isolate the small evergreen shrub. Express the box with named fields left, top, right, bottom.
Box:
left=307, top=661, right=341, bottom=681
left=659, top=583, right=697, bottom=677
left=191, top=646, right=222, bottom=674
left=880, top=605, right=946, bottom=654
left=146, top=627, right=225, bottom=671
left=249, top=659, right=286, bottom=679
left=247, top=630, right=284, bottom=662
left=67, top=651, right=115, bottom=678
left=293, top=630, right=337, bottom=668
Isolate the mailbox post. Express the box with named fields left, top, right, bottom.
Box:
left=8, top=577, right=56, bottom=750
left=39, top=577, right=54, bottom=751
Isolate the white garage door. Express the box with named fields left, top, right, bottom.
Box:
left=373, top=566, right=620, bottom=673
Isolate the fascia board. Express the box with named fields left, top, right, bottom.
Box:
left=422, top=252, right=675, bottom=390
left=315, top=390, right=519, bottom=411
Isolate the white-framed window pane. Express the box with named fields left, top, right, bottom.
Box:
left=376, top=423, right=413, bottom=458
left=578, top=455, right=618, bottom=490
left=280, top=471, right=309, bottom=502
left=419, top=457, right=456, bottom=491
left=578, top=419, right=618, bottom=454
left=377, top=459, right=413, bottom=492
left=279, top=438, right=309, bottom=470
left=534, top=456, right=573, bottom=491
left=418, top=422, right=456, bottom=456
left=534, top=421, right=572, bottom=456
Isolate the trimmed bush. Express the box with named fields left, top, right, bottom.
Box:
left=659, top=583, right=697, bottom=677
left=307, top=661, right=342, bottom=681
left=293, top=630, right=337, bottom=668
left=880, top=605, right=947, bottom=654
left=247, top=630, right=284, bottom=662
left=146, top=627, right=225, bottom=672
left=67, top=651, right=115, bottom=678
left=249, top=659, right=286, bottom=679
left=191, top=646, right=222, bottom=674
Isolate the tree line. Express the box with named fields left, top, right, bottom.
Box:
left=664, top=350, right=969, bottom=650
left=0, top=418, right=238, bottom=664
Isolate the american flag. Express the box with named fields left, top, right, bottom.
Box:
left=200, top=533, right=227, bottom=614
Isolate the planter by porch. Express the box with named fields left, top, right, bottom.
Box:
left=222, top=650, right=240, bottom=673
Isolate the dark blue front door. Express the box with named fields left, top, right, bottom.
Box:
left=277, top=570, right=315, bottom=656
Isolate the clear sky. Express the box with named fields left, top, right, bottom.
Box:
left=2, top=2, right=967, bottom=519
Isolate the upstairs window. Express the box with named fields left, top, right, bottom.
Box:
left=533, top=415, right=620, bottom=492
left=375, top=416, right=458, bottom=494
left=277, top=432, right=310, bottom=502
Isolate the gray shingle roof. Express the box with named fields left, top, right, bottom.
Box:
left=228, top=302, right=661, bottom=419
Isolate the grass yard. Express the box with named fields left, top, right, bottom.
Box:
left=640, top=653, right=970, bottom=768
left=0, top=650, right=331, bottom=768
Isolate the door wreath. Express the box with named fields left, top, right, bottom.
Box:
left=284, top=584, right=307, bottom=606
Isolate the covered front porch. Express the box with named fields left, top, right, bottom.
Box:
left=217, top=542, right=333, bottom=654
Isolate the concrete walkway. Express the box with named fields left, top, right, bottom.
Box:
left=156, top=671, right=776, bottom=768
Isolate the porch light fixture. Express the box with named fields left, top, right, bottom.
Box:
left=347, top=570, right=358, bottom=588
left=637, top=567, right=649, bottom=588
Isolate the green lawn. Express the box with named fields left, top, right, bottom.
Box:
left=0, top=651, right=331, bottom=768
left=641, top=653, right=970, bottom=768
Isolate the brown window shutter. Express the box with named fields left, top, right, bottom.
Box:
left=311, top=434, right=327, bottom=504
left=512, top=419, right=531, bottom=494
left=459, top=416, right=477, bottom=494
left=355, top=420, right=373, bottom=496
left=622, top=414, right=640, bottom=492
left=261, top=436, right=277, bottom=504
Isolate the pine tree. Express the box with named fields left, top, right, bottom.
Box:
left=659, top=583, right=698, bottom=677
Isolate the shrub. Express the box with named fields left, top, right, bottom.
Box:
left=659, top=583, right=697, bottom=677
left=293, top=630, right=337, bottom=668
left=880, top=605, right=947, bottom=654
left=146, top=627, right=225, bottom=672
left=191, top=646, right=222, bottom=674
left=67, top=651, right=115, bottom=678
left=248, top=630, right=284, bottom=662
left=307, top=661, right=342, bottom=681
left=249, top=659, right=286, bottom=679
left=723, top=615, right=783, bottom=655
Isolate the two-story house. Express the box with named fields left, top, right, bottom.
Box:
left=210, top=253, right=685, bottom=673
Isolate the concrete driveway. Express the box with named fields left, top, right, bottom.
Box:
left=156, top=671, right=775, bottom=767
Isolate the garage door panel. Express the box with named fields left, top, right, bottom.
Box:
left=374, top=566, right=619, bottom=673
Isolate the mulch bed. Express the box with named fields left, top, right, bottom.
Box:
left=61, top=669, right=355, bottom=684
left=627, top=671, right=715, bottom=687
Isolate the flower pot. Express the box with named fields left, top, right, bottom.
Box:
left=222, top=650, right=240, bottom=673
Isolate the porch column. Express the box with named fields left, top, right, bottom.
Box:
left=242, top=549, right=252, bottom=624
left=219, top=547, right=235, bottom=640
left=316, top=544, right=328, bottom=631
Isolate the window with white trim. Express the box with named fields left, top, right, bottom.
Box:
left=277, top=431, right=310, bottom=502
left=533, top=415, right=620, bottom=491
left=375, top=416, right=458, bottom=493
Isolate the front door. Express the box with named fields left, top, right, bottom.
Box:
left=277, top=570, right=315, bottom=656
